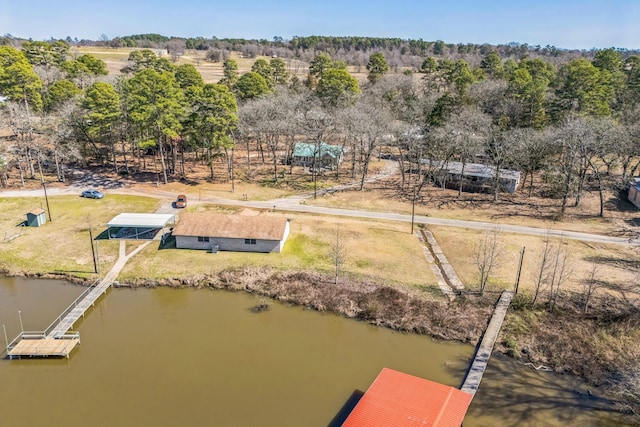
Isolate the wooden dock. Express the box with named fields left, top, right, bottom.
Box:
left=4, top=279, right=107, bottom=359
left=4, top=240, right=152, bottom=359
left=461, top=290, right=514, bottom=396
left=6, top=333, right=80, bottom=359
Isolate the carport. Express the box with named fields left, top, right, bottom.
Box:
left=107, top=213, right=175, bottom=240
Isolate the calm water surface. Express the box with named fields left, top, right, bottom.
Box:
left=0, top=277, right=633, bottom=426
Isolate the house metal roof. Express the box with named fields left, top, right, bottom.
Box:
left=292, top=142, right=342, bottom=159
left=172, top=213, right=288, bottom=241
left=342, top=368, right=473, bottom=427
left=107, top=213, right=175, bottom=228
left=423, top=159, right=521, bottom=181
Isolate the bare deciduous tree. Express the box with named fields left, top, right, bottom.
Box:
left=512, top=127, right=554, bottom=197
left=474, top=228, right=504, bottom=295
left=581, top=261, right=601, bottom=314
left=445, top=106, right=491, bottom=197
left=532, top=234, right=553, bottom=306
left=547, top=240, right=571, bottom=311
left=330, top=228, right=348, bottom=285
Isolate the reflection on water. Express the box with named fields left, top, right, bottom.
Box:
left=0, top=277, right=634, bottom=427
left=466, top=353, right=632, bottom=427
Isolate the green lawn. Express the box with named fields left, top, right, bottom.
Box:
left=0, top=195, right=160, bottom=277
left=1, top=194, right=438, bottom=290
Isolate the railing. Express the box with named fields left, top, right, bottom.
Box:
left=6, top=331, right=45, bottom=353
left=5, top=331, right=80, bottom=359
left=44, top=279, right=100, bottom=337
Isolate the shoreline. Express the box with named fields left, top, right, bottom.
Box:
left=3, top=267, right=639, bottom=418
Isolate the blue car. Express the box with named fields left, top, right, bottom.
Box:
left=81, top=189, right=105, bottom=199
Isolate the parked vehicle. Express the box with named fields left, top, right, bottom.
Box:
left=176, top=194, right=187, bottom=208
left=81, top=189, right=104, bottom=199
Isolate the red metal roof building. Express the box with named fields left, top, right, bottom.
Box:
left=342, top=368, right=473, bottom=427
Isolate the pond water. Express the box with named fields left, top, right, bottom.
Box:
left=0, top=277, right=633, bottom=426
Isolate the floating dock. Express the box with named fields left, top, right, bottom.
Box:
left=4, top=279, right=105, bottom=359
left=6, top=333, right=80, bottom=359
left=4, top=240, right=152, bottom=359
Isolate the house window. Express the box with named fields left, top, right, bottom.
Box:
left=244, top=238, right=257, bottom=245
left=198, top=236, right=210, bottom=242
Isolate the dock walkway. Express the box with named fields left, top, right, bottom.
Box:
left=417, top=229, right=465, bottom=299
left=5, top=240, right=151, bottom=359
left=461, top=290, right=514, bottom=396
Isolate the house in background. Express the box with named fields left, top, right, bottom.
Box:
left=172, top=213, right=290, bottom=253
left=424, top=160, right=521, bottom=194
left=628, top=179, right=640, bottom=208
left=292, top=142, right=343, bottom=169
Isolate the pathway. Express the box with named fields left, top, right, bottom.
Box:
left=461, top=290, right=515, bottom=397
left=416, top=229, right=465, bottom=299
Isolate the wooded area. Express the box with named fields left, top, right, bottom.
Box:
left=3, top=34, right=640, bottom=414
left=1, top=34, right=640, bottom=221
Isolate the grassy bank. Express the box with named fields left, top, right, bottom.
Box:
left=119, top=267, right=493, bottom=343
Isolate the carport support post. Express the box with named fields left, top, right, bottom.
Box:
left=89, top=226, right=98, bottom=274
left=96, top=241, right=100, bottom=274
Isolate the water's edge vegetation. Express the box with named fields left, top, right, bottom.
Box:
left=5, top=266, right=639, bottom=418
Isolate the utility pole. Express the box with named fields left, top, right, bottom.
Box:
left=410, top=186, right=417, bottom=235
left=89, top=226, right=98, bottom=274
left=514, top=246, right=526, bottom=294
left=230, top=148, right=235, bottom=193
left=38, top=159, right=52, bottom=222
left=42, top=181, right=52, bottom=222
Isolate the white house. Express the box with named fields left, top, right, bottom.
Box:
left=423, top=160, right=521, bottom=193
left=628, top=180, right=640, bottom=208
left=172, top=213, right=290, bottom=253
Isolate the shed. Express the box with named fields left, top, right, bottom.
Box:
left=342, top=368, right=472, bottom=427
left=26, top=208, right=46, bottom=227
left=172, top=213, right=289, bottom=253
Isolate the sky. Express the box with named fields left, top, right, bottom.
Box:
left=1, top=0, right=638, bottom=50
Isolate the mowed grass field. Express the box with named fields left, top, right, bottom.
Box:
left=429, top=225, right=638, bottom=295
left=0, top=195, right=435, bottom=289
left=73, top=46, right=369, bottom=84
left=119, top=206, right=436, bottom=287
left=0, top=195, right=159, bottom=277
left=1, top=188, right=636, bottom=299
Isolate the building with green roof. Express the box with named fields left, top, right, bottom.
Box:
left=292, top=142, right=343, bottom=169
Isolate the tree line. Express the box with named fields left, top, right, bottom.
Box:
left=5, top=32, right=640, bottom=71
left=0, top=39, right=639, bottom=219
